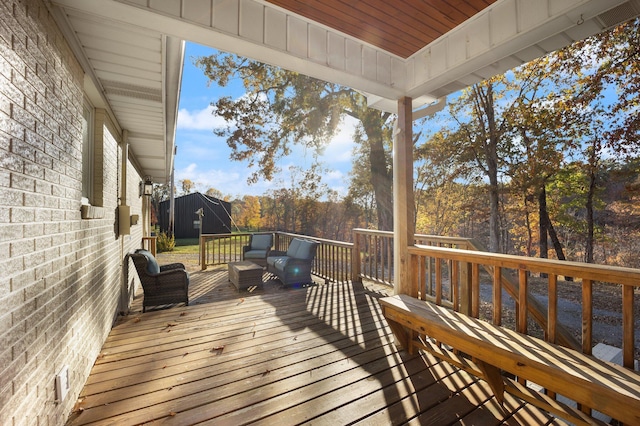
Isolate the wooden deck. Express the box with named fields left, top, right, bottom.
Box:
left=66, top=263, right=568, bottom=425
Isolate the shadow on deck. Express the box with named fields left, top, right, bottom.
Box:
left=66, top=258, right=567, bottom=425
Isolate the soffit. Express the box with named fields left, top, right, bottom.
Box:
left=47, top=0, right=640, bottom=181
left=49, top=2, right=183, bottom=185
left=265, top=0, right=498, bottom=59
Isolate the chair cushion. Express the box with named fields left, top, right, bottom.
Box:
left=245, top=249, right=269, bottom=259
left=286, top=239, right=302, bottom=257
left=271, top=257, right=289, bottom=272
left=295, top=240, right=315, bottom=260
left=136, top=249, right=159, bottom=275
left=251, top=234, right=272, bottom=250
left=267, top=256, right=288, bottom=268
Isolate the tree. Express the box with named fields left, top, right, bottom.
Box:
left=194, top=52, right=395, bottom=231
left=149, top=183, right=170, bottom=227
left=414, top=130, right=469, bottom=235
left=548, top=17, right=640, bottom=263
left=444, top=77, right=509, bottom=253
left=205, top=187, right=224, bottom=199
left=503, top=56, right=578, bottom=263
left=238, top=195, right=262, bottom=230
left=179, top=178, right=196, bottom=195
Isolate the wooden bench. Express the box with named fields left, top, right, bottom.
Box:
left=380, top=294, right=640, bottom=426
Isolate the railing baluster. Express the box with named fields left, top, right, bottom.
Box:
left=471, top=263, right=480, bottom=318
left=518, top=269, right=528, bottom=335
left=548, top=273, right=557, bottom=343
left=452, top=259, right=459, bottom=311
left=493, top=266, right=502, bottom=326
left=411, top=253, right=419, bottom=298
left=622, top=284, right=634, bottom=369
left=435, top=257, right=442, bottom=305
left=582, top=279, right=593, bottom=356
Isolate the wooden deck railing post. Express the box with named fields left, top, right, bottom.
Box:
left=352, top=231, right=361, bottom=283
left=200, top=236, right=206, bottom=270
left=459, top=261, right=472, bottom=315
left=393, top=96, right=414, bottom=295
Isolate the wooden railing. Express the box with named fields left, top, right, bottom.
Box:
left=408, top=244, right=639, bottom=369
left=200, top=229, right=638, bottom=370
left=199, top=233, right=252, bottom=267
left=141, top=236, right=157, bottom=256
left=352, top=229, right=394, bottom=286
left=352, top=229, right=475, bottom=287
left=200, top=231, right=353, bottom=283
left=274, top=232, right=353, bottom=283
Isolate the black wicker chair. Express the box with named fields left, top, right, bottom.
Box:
left=130, top=249, right=189, bottom=312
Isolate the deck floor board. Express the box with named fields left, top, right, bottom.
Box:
left=66, top=265, right=566, bottom=425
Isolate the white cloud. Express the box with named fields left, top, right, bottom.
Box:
left=173, top=110, right=359, bottom=199
left=174, top=162, right=274, bottom=198
left=177, top=106, right=226, bottom=130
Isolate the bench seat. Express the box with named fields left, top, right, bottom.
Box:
left=380, top=294, right=640, bottom=426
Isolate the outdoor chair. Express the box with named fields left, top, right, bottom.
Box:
left=266, top=238, right=319, bottom=286
left=130, top=249, right=189, bottom=312
left=242, top=233, right=273, bottom=267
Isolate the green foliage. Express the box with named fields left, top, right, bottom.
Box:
left=156, top=232, right=175, bottom=253
left=193, top=51, right=395, bottom=231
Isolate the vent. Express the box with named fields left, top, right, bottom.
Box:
left=102, top=80, right=163, bottom=102
left=596, top=1, right=640, bottom=29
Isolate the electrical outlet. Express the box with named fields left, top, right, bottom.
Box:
left=55, top=366, right=70, bottom=403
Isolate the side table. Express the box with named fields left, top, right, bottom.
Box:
left=228, top=261, right=263, bottom=291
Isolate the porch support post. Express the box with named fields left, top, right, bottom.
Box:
left=393, top=97, right=415, bottom=296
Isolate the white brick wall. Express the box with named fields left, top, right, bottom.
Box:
left=0, top=0, right=144, bottom=424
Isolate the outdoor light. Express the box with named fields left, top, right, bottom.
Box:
left=141, top=176, right=153, bottom=197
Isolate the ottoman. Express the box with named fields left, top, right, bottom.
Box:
left=228, top=261, right=263, bottom=291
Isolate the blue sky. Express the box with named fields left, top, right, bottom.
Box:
left=174, top=42, right=358, bottom=198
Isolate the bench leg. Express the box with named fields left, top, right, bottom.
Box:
left=475, top=358, right=505, bottom=405
left=384, top=316, right=411, bottom=352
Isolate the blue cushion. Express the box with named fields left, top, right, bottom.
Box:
left=295, top=241, right=315, bottom=260
left=272, top=257, right=289, bottom=272
left=267, top=256, right=288, bottom=269
left=286, top=239, right=302, bottom=257
left=245, top=249, right=268, bottom=259
left=136, top=249, right=159, bottom=275
left=251, top=234, right=272, bottom=250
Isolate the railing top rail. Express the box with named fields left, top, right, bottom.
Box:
left=275, top=231, right=353, bottom=248
left=411, top=244, right=640, bottom=287
left=353, top=228, right=393, bottom=237
left=201, top=233, right=250, bottom=238
left=354, top=229, right=474, bottom=246
left=414, top=234, right=474, bottom=245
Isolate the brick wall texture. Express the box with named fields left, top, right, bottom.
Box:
left=1, top=0, right=144, bottom=424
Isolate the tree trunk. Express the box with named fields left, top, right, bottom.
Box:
left=585, top=164, right=596, bottom=263
left=474, top=83, right=501, bottom=253
left=538, top=186, right=549, bottom=260
left=363, top=110, right=393, bottom=231
left=525, top=194, right=533, bottom=257
left=539, top=185, right=572, bottom=279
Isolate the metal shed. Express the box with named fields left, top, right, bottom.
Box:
left=158, top=192, right=232, bottom=238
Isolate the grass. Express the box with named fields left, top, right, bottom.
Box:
left=169, top=238, right=200, bottom=254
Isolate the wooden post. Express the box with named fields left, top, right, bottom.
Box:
left=459, top=261, right=472, bottom=315
left=200, top=236, right=206, bottom=270
left=393, top=97, right=415, bottom=295
left=352, top=230, right=361, bottom=283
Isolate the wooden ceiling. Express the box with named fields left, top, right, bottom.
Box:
left=266, top=0, right=497, bottom=58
